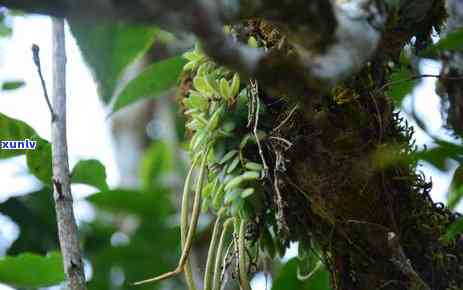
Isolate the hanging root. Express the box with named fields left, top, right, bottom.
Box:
left=181, top=157, right=200, bottom=290
left=237, top=219, right=252, bottom=290
left=203, top=209, right=225, bottom=290
left=213, top=218, right=234, bottom=290
left=133, top=151, right=209, bottom=286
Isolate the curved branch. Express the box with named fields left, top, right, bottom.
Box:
left=0, top=0, right=437, bottom=91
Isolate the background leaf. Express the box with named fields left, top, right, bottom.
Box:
left=386, top=66, right=417, bottom=105
left=69, top=22, right=157, bottom=103
left=141, top=141, right=177, bottom=191
left=26, top=138, right=52, bottom=186
left=444, top=218, right=463, bottom=242
left=85, top=188, right=179, bottom=290
left=88, top=188, right=172, bottom=217
left=271, top=258, right=330, bottom=290
left=422, top=27, right=463, bottom=57
left=71, top=159, right=109, bottom=191
left=111, top=56, right=186, bottom=113
left=0, top=188, right=59, bottom=255
left=0, top=252, right=65, bottom=288
left=413, top=140, right=463, bottom=171
left=448, top=165, right=463, bottom=210
left=1, top=80, right=25, bottom=90
left=0, top=113, right=37, bottom=158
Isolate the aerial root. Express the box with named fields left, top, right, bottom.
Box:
left=203, top=209, right=225, bottom=290
left=237, top=219, right=252, bottom=290
left=133, top=151, right=209, bottom=286
left=213, top=218, right=234, bottom=290
left=132, top=268, right=183, bottom=285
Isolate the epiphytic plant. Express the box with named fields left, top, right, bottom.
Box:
left=135, top=43, right=269, bottom=290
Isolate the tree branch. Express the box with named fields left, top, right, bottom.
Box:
left=0, top=0, right=435, bottom=91
left=32, top=44, right=56, bottom=120
left=187, top=0, right=388, bottom=90
left=51, top=17, right=87, bottom=290
left=387, top=232, right=431, bottom=290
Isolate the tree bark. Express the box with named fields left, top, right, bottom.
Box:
left=51, top=17, right=87, bottom=290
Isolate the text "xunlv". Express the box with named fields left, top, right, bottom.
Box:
left=0, top=139, right=37, bottom=150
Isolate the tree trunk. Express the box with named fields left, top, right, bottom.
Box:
left=227, top=11, right=463, bottom=290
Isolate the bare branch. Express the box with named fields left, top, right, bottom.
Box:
left=51, top=17, right=87, bottom=290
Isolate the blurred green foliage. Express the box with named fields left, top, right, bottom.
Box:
left=1, top=81, right=24, bottom=91
left=0, top=113, right=37, bottom=159
left=71, top=159, right=109, bottom=191
left=422, top=27, right=463, bottom=57
left=69, top=22, right=158, bottom=103
left=271, top=258, right=329, bottom=290
left=111, top=56, right=186, bottom=113
left=0, top=252, right=65, bottom=288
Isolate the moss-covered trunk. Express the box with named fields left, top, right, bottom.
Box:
left=225, top=16, right=463, bottom=290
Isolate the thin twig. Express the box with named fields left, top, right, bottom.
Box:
left=272, top=104, right=299, bottom=133
left=377, top=74, right=463, bottom=93
left=31, top=43, right=56, bottom=120
left=249, top=79, right=269, bottom=177
left=50, top=18, right=86, bottom=290
left=268, top=136, right=293, bottom=149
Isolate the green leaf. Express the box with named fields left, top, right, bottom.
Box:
left=444, top=218, right=463, bottom=242
left=271, top=258, right=330, bottom=290
left=220, top=150, right=238, bottom=164
left=230, top=73, right=241, bottom=98
left=0, top=113, right=38, bottom=159
left=448, top=165, right=463, bottom=210
left=0, top=23, right=12, bottom=37
left=241, top=188, right=255, bottom=198
left=71, top=159, right=109, bottom=191
left=69, top=22, right=157, bottom=103
left=247, top=36, right=258, bottom=48
left=422, top=27, right=463, bottom=57
left=26, top=138, right=52, bottom=186
left=230, top=196, right=244, bottom=216
left=88, top=188, right=172, bottom=217
left=0, top=252, right=65, bottom=288
left=224, top=189, right=240, bottom=204
left=111, top=56, right=186, bottom=112
left=2, top=80, right=25, bottom=90
left=0, top=188, right=59, bottom=255
left=141, top=141, right=175, bottom=190
left=414, top=140, right=463, bottom=171
left=386, top=66, right=417, bottom=105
